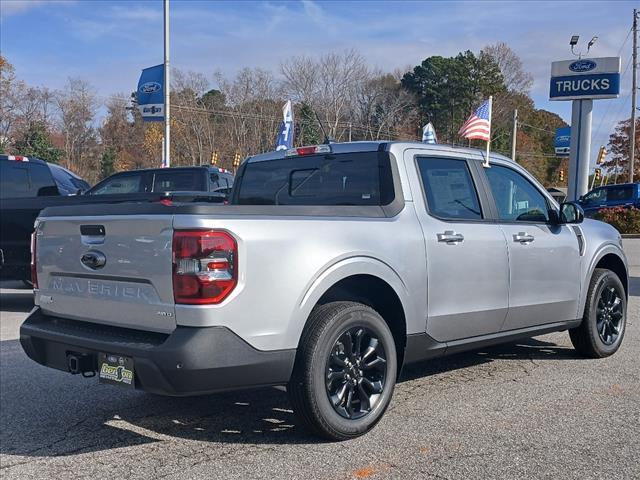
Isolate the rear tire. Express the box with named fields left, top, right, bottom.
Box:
left=569, top=268, right=626, bottom=358
left=288, top=301, right=397, bottom=441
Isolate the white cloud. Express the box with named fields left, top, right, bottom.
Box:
left=0, top=0, right=75, bottom=19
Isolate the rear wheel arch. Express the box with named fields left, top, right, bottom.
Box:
left=306, top=274, right=407, bottom=373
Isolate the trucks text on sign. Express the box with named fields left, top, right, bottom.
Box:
left=549, top=57, right=621, bottom=101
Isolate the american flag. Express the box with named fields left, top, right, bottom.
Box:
left=458, top=100, right=491, bottom=141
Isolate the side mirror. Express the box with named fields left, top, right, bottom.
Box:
left=559, top=201, right=584, bottom=224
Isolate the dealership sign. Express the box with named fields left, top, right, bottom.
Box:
left=554, top=127, right=571, bottom=156
left=549, top=57, right=621, bottom=101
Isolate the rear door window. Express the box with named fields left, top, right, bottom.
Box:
left=416, top=157, right=482, bottom=220
left=236, top=152, right=394, bottom=206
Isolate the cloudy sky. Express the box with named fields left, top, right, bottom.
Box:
left=0, top=0, right=635, bottom=157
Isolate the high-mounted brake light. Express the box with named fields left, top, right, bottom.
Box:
left=285, top=145, right=331, bottom=157
left=172, top=230, right=237, bottom=304
left=30, top=231, right=38, bottom=289
left=8, top=155, right=29, bottom=162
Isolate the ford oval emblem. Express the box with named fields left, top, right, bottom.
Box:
left=81, top=251, right=107, bottom=270
left=569, top=60, right=597, bottom=72
left=139, top=82, right=162, bottom=94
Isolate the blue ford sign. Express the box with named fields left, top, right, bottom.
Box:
left=137, top=64, right=164, bottom=121
left=554, top=127, right=571, bottom=156
left=550, top=57, right=621, bottom=101
left=569, top=60, right=597, bottom=73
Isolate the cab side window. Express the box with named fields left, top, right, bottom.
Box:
left=91, top=173, right=142, bottom=195
left=582, top=188, right=606, bottom=204
left=486, top=165, right=550, bottom=223
left=416, top=157, right=483, bottom=220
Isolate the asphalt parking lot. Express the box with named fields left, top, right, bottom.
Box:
left=1, top=242, right=639, bottom=480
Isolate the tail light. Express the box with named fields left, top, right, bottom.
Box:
left=172, top=230, right=237, bottom=304
left=30, top=231, right=38, bottom=289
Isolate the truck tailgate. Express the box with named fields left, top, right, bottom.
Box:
left=35, top=216, right=175, bottom=333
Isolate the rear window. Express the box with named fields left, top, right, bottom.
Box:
left=236, top=152, right=394, bottom=206
left=153, top=170, right=204, bottom=192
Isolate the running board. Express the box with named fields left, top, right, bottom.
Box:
left=403, top=319, right=582, bottom=366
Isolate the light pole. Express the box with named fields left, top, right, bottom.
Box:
left=163, top=0, right=171, bottom=168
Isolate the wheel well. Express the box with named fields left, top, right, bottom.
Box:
left=595, top=254, right=628, bottom=296
left=317, top=275, right=407, bottom=370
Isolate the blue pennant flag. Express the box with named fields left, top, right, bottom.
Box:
left=137, top=64, right=165, bottom=122
left=275, top=100, right=294, bottom=151
left=422, top=122, right=437, bottom=144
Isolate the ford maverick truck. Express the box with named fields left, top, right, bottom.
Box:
left=20, top=142, right=628, bottom=440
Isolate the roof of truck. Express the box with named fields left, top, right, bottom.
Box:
left=246, top=141, right=514, bottom=164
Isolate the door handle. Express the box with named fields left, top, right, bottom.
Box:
left=437, top=231, right=464, bottom=244
left=513, top=232, right=534, bottom=244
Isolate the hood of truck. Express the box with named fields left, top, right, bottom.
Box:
left=34, top=215, right=176, bottom=333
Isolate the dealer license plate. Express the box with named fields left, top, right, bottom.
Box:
left=98, top=353, right=135, bottom=389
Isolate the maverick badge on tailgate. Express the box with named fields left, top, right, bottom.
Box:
left=98, top=353, right=134, bottom=388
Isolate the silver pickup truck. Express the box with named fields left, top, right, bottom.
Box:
left=21, top=141, right=628, bottom=440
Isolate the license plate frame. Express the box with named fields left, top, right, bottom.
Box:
left=98, top=353, right=135, bottom=389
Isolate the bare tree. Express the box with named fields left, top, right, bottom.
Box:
left=172, top=69, right=215, bottom=165
left=481, top=42, right=533, bottom=94
left=0, top=56, right=25, bottom=149
left=216, top=67, right=283, bottom=160
left=355, top=72, right=417, bottom=140
left=281, top=49, right=370, bottom=139
left=56, top=78, right=98, bottom=178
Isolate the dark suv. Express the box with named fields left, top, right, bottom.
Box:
left=0, top=155, right=90, bottom=282
left=578, top=183, right=640, bottom=217
left=87, top=166, right=234, bottom=197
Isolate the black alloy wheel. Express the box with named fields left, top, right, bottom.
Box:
left=288, top=301, right=397, bottom=440
left=570, top=268, right=626, bottom=358
left=325, top=326, right=387, bottom=420
left=596, top=285, right=624, bottom=346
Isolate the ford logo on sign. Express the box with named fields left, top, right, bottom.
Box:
left=569, top=60, right=597, bottom=73
left=139, top=82, right=161, bottom=94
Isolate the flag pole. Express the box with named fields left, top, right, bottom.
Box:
left=163, top=0, right=171, bottom=168
left=483, top=95, right=493, bottom=168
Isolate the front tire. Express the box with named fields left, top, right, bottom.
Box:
left=288, top=301, right=397, bottom=441
left=569, top=268, right=626, bottom=358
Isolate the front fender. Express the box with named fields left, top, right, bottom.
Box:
left=577, top=242, right=628, bottom=318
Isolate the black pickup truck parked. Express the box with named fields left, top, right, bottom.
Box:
left=0, top=156, right=232, bottom=283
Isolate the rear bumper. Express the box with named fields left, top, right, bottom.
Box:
left=20, top=308, right=296, bottom=396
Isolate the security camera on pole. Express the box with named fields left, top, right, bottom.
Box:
left=549, top=36, right=621, bottom=201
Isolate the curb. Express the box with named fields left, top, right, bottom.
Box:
left=621, top=234, right=640, bottom=239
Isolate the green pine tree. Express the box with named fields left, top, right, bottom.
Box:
left=100, top=146, right=116, bottom=180
left=13, top=122, right=63, bottom=163
left=296, top=103, right=322, bottom=146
